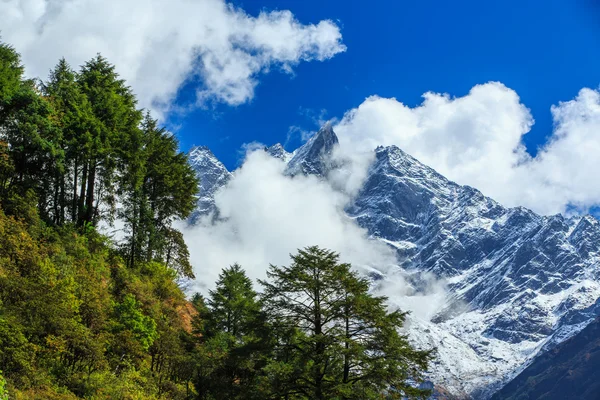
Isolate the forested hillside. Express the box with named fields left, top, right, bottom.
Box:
left=0, top=41, right=431, bottom=399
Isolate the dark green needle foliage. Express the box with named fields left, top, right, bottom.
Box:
left=259, top=246, right=432, bottom=400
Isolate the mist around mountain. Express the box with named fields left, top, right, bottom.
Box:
left=187, top=124, right=600, bottom=399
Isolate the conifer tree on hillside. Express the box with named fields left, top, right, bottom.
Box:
left=43, top=58, right=94, bottom=225
left=123, top=112, right=198, bottom=274
left=0, top=40, right=202, bottom=398
left=76, top=54, right=143, bottom=227
left=0, top=42, right=23, bottom=116
left=260, top=246, right=432, bottom=400
left=195, top=264, right=270, bottom=400
left=0, top=42, right=61, bottom=220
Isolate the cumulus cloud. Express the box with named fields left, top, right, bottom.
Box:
left=0, top=0, right=345, bottom=117
left=334, top=82, right=600, bottom=215
left=180, top=150, right=396, bottom=291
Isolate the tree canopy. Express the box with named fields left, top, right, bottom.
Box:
left=259, top=246, right=432, bottom=399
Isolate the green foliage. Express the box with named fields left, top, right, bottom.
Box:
left=0, top=41, right=23, bottom=111
left=189, top=250, right=433, bottom=400
left=260, top=246, right=433, bottom=399
left=0, top=39, right=200, bottom=399
left=0, top=205, right=198, bottom=399
left=114, top=294, right=158, bottom=351
left=0, top=370, right=7, bottom=400
left=120, top=113, right=198, bottom=274
left=0, top=39, right=197, bottom=276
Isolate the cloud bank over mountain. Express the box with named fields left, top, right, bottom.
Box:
left=335, top=83, right=600, bottom=215
left=181, top=150, right=397, bottom=291
left=0, top=0, right=345, bottom=117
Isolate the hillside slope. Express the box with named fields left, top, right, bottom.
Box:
left=492, top=317, right=600, bottom=400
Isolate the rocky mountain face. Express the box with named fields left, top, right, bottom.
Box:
left=491, top=316, right=600, bottom=400
left=285, top=123, right=338, bottom=176
left=345, top=144, right=600, bottom=397
left=187, top=146, right=232, bottom=223
left=265, top=143, right=293, bottom=162
left=187, top=127, right=600, bottom=399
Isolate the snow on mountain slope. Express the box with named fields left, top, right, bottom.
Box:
left=265, top=143, right=293, bottom=162
left=346, top=145, right=600, bottom=398
left=285, top=123, right=338, bottom=176
left=187, top=146, right=232, bottom=223
left=187, top=127, right=600, bottom=399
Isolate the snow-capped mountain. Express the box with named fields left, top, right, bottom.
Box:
left=285, top=123, right=338, bottom=176
left=265, top=143, right=293, bottom=162
left=187, top=146, right=232, bottom=223
left=187, top=127, right=600, bottom=399
left=345, top=145, right=600, bottom=397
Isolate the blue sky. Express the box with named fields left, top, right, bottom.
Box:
left=168, top=0, right=600, bottom=170
left=3, top=0, right=600, bottom=215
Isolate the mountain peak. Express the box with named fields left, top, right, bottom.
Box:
left=265, top=143, right=292, bottom=162
left=373, top=145, right=455, bottom=190
left=187, top=145, right=232, bottom=223
left=285, top=123, right=339, bottom=176
left=189, top=145, right=220, bottom=164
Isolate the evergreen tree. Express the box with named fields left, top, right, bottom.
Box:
left=0, top=77, right=61, bottom=221
left=121, top=112, right=198, bottom=274
left=77, top=54, right=142, bottom=226
left=195, top=264, right=269, bottom=399
left=0, top=41, right=23, bottom=119
left=260, top=246, right=432, bottom=399
left=43, top=58, right=94, bottom=225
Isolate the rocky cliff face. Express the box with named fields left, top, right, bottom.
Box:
left=285, top=123, right=338, bottom=176
left=187, top=127, right=600, bottom=398
left=265, top=143, right=293, bottom=162
left=187, top=146, right=232, bottom=223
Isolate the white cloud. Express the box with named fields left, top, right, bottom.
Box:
left=180, top=149, right=448, bottom=319
left=334, top=82, right=600, bottom=215
left=180, top=150, right=397, bottom=292
left=0, top=0, right=345, bottom=117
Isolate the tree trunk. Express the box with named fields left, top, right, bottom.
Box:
left=72, top=155, right=78, bottom=222
left=129, top=195, right=138, bottom=268
left=78, top=160, right=87, bottom=225
left=53, top=170, right=60, bottom=224
left=343, top=307, right=350, bottom=384
left=84, top=160, right=96, bottom=225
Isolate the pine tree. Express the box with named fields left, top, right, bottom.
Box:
left=0, top=48, right=61, bottom=221
left=260, top=246, right=432, bottom=399
left=44, top=58, right=95, bottom=224
left=0, top=41, right=23, bottom=119
left=121, top=112, right=198, bottom=273
left=77, top=54, right=142, bottom=226
left=195, top=264, right=269, bottom=399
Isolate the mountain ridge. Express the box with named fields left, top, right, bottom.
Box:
left=187, top=126, right=600, bottom=398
